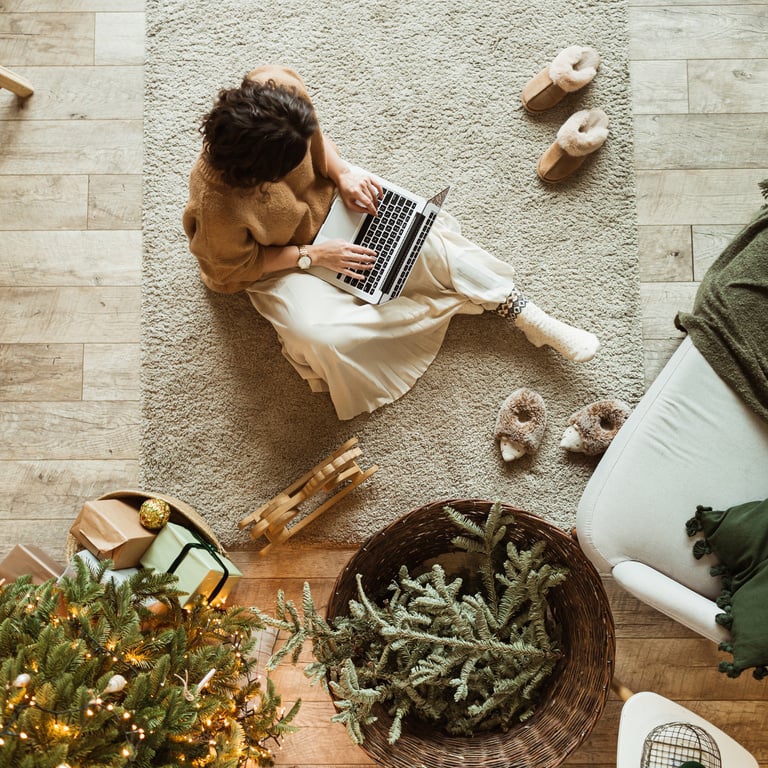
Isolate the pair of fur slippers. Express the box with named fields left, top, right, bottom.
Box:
left=521, top=46, right=609, bottom=183
left=495, top=388, right=632, bottom=461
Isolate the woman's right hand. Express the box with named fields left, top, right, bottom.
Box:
left=307, top=240, right=377, bottom=279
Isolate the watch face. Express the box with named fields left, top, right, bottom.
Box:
left=298, top=255, right=312, bottom=270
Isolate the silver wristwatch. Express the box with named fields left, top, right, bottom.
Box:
left=297, top=245, right=312, bottom=270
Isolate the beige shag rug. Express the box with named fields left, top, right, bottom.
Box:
left=142, top=0, right=644, bottom=549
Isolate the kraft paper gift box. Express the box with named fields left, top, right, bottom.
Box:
left=140, top=522, right=241, bottom=608
left=0, top=544, right=65, bottom=585
left=70, top=499, right=157, bottom=569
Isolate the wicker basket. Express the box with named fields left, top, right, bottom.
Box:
left=65, top=489, right=226, bottom=562
left=326, top=499, right=615, bottom=768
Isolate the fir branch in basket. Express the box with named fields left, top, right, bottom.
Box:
left=257, top=501, right=570, bottom=745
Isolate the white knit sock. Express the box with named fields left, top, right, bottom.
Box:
left=514, top=302, right=600, bottom=363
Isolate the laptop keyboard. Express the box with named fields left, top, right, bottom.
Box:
left=341, top=189, right=417, bottom=289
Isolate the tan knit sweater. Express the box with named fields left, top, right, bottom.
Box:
left=182, top=65, right=337, bottom=294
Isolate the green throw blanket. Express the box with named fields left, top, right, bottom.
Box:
left=676, top=182, right=768, bottom=422
left=687, top=499, right=768, bottom=679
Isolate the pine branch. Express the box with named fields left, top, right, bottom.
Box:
left=450, top=501, right=515, bottom=615
left=261, top=502, right=569, bottom=746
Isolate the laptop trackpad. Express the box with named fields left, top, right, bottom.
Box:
left=313, top=196, right=365, bottom=243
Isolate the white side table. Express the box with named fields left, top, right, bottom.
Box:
left=617, top=691, right=758, bottom=768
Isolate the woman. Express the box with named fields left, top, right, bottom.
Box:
left=183, top=65, right=600, bottom=420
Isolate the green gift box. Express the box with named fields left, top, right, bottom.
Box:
left=140, top=522, right=241, bottom=607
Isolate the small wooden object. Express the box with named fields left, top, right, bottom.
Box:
left=238, top=437, right=378, bottom=556
left=0, top=66, right=34, bottom=98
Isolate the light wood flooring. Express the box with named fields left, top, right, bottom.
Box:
left=1, top=1, right=766, bottom=766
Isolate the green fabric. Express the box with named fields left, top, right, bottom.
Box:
left=675, top=185, right=768, bottom=423
left=686, top=499, right=768, bottom=679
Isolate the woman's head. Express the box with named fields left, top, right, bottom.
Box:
left=200, top=77, right=318, bottom=188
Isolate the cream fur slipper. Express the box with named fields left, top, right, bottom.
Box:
left=536, top=108, right=609, bottom=183
left=495, top=388, right=547, bottom=462
left=521, top=46, right=601, bottom=113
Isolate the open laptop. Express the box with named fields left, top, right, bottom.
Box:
left=310, top=172, right=450, bottom=304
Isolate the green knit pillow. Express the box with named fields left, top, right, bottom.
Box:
left=686, top=498, right=768, bottom=679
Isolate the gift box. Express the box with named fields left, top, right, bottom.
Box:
left=140, top=522, right=241, bottom=608
left=60, top=550, right=140, bottom=588
left=249, top=626, right=280, bottom=672
left=60, top=551, right=166, bottom=615
left=0, top=544, right=65, bottom=585
left=70, top=499, right=157, bottom=569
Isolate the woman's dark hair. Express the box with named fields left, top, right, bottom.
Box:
left=200, top=77, right=318, bottom=189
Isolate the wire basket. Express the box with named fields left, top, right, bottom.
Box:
left=641, top=722, right=722, bottom=768
left=326, top=498, right=616, bottom=768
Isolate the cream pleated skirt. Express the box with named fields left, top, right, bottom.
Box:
left=246, top=212, right=517, bottom=420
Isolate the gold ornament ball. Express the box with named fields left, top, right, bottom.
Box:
left=139, top=498, right=171, bottom=530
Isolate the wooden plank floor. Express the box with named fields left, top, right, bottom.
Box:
left=1, top=0, right=766, bottom=765
left=230, top=547, right=768, bottom=768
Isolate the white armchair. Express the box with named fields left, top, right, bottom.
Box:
left=576, top=336, right=768, bottom=643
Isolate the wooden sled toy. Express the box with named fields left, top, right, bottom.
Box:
left=238, top=437, right=378, bottom=556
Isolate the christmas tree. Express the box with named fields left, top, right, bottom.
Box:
left=259, top=502, right=568, bottom=745
left=0, top=557, right=298, bottom=768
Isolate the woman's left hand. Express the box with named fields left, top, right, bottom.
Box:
left=336, top=168, right=383, bottom=216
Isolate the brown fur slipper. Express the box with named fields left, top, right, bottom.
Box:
left=521, top=46, right=601, bottom=113
left=495, top=388, right=547, bottom=462
left=536, top=108, right=609, bottom=183
left=560, top=399, right=632, bottom=455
